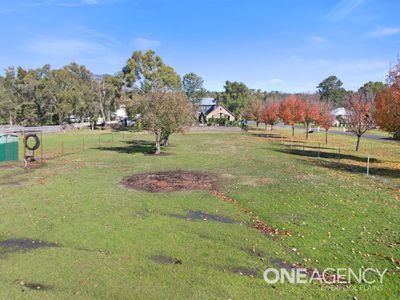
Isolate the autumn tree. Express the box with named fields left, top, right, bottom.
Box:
left=260, top=101, right=280, bottom=130
left=243, top=96, right=263, bottom=126
left=345, top=92, right=375, bottom=151
left=318, top=103, right=335, bottom=144
left=279, top=95, right=306, bottom=136
left=303, top=95, right=321, bottom=139
left=375, top=64, right=400, bottom=139
left=141, top=91, right=194, bottom=154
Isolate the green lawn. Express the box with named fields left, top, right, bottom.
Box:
left=0, top=130, right=399, bottom=299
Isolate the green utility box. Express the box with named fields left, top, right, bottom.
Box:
left=0, top=134, right=19, bottom=162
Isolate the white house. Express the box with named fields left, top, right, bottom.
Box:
left=331, top=107, right=347, bottom=127
left=115, top=105, right=127, bottom=120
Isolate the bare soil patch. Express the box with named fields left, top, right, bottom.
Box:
left=122, top=170, right=218, bottom=192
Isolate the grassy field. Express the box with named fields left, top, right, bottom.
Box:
left=0, top=129, right=399, bottom=299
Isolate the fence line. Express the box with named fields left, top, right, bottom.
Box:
left=255, top=130, right=375, bottom=176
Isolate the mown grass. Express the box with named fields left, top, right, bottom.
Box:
left=0, top=129, right=399, bottom=299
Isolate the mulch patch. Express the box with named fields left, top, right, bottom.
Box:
left=122, top=170, right=219, bottom=192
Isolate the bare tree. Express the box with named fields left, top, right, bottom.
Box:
left=345, top=92, right=375, bottom=151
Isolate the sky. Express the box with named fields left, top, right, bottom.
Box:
left=0, top=0, right=399, bottom=92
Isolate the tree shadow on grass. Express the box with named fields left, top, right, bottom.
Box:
left=250, top=133, right=285, bottom=139
left=314, top=160, right=400, bottom=179
left=271, top=147, right=381, bottom=163
left=271, top=147, right=400, bottom=179
left=95, top=140, right=156, bottom=154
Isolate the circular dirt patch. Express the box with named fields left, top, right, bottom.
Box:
left=121, top=170, right=219, bottom=192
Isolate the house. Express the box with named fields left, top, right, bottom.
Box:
left=197, top=98, right=235, bottom=124
left=331, top=107, right=347, bottom=127
left=115, top=105, right=128, bottom=120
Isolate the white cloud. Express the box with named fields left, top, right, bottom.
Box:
left=25, top=38, right=103, bottom=56
left=268, top=78, right=284, bottom=85
left=368, top=27, right=400, bottom=37
left=310, top=36, right=327, bottom=43
left=17, top=0, right=120, bottom=8
left=326, top=0, right=364, bottom=20
left=131, top=38, right=160, bottom=50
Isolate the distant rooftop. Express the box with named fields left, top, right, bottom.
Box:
left=200, top=98, right=216, bottom=106
left=331, top=107, right=346, bottom=116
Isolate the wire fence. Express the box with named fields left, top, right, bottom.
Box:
left=0, top=131, right=136, bottom=168
left=250, top=130, right=399, bottom=180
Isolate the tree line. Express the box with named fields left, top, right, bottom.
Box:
left=0, top=49, right=399, bottom=153
left=221, top=67, right=399, bottom=150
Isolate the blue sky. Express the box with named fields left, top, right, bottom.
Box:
left=0, top=0, right=399, bottom=92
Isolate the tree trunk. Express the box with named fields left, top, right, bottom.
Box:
left=325, top=129, right=328, bottom=144
left=163, top=136, right=169, bottom=146
left=99, top=102, right=106, bottom=124
left=270, top=123, right=273, bottom=131
left=155, top=132, right=161, bottom=155
left=292, top=124, right=295, bottom=137
left=305, top=123, right=309, bottom=140
left=256, top=121, right=259, bottom=127
left=9, top=115, right=13, bottom=126
left=355, top=135, right=361, bottom=151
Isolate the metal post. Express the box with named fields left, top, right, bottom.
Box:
left=366, top=154, right=370, bottom=176
left=5, top=135, right=8, bottom=161
left=40, top=131, right=43, bottom=164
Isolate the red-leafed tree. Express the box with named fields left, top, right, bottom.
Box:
left=375, top=64, right=400, bottom=140
left=318, top=103, right=335, bottom=144
left=345, top=92, right=375, bottom=151
left=303, top=95, right=321, bottom=139
left=279, top=95, right=306, bottom=136
left=260, top=101, right=280, bottom=130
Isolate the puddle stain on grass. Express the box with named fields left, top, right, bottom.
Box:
left=228, top=267, right=260, bottom=278
left=170, top=210, right=241, bottom=224
left=19, top=281, right=51, bottom=291
left=0, top=238, right=59, bottom=255
left=150, top=255, right=183, bottom=265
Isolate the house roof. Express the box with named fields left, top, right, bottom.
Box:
left=331, top=107, right=347, bottom=116
left=200, top=98, right=215, bottom=106
left=206, top=105, right=235, bottom=117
